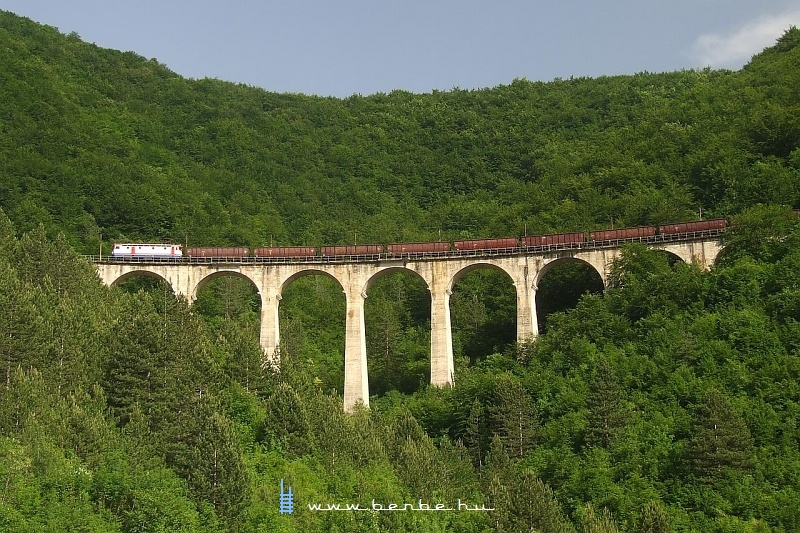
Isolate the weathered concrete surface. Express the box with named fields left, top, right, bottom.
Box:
left=95, top=236, right=721, bottom=411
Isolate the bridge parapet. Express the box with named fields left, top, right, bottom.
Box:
left=92, top=234, right=722, bottom=411
left=84, top=227, right=725, bottom=266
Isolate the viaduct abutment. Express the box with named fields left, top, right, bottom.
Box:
left=94, top=237, right=722, bottom=412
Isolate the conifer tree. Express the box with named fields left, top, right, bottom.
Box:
left=511, top=471, right=576, bottom=533
left=366, top=297, right=404, bottom=394
left=397, top=433, right=439, bottom=499
left=490, top=374, right=538, bottom=458
left=0, top=367, right=54, bottom=437
left=435, top=437, right=479, bottom=504
left=637, top=501, right=671, bottom=533
left=685, top=389, right=754, bottom=484
left=48, top=293, right=108, bottom=396
left=14, top=226, right=93, bottom=298
left=464, top=398, right=487, bottom=468
left=580, top=503, right=619, bottom=533
left=387, top=406, right=425, bottom=460
left=0, top=261, right=46, bottom=387
left=183, top=407, right=250, bottom=528
left=485, top=435, right=512, bottom=531
left=262, top=381, right=313, bottom=456
left=213, top=317, right=266, bottom=394
left=486, top=442, right=576, bottom=533
left=0, top=208, right=16, bottom=255
left=103, top=295, right=166, bottom=427
left=585, top=357, right=628, bottom=450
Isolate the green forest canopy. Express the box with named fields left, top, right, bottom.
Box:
left=1, top=11, right=799, bottom=252
left=1, top=10, right=800, bottom=532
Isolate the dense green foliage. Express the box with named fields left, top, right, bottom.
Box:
left=7, top=206, right=800, bottom=532
left=1, top=9, right=800, bottom=532
left=1, top=12, right=799, bottom=251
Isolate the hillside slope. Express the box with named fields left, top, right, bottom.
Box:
left=1, top=11, right=798, bottom=252
left=2, top=10, right=800, bottom=532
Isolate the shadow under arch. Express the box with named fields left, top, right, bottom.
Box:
left=449, top=261, right=517, bottom=363
left=535, top=257, right=605, bottom=333
left=362, top=266, right=432, bottom=396
left=191, top=270, right=265, bottom=394
left=653, top=249, right=686, bottom=267
left=363, top=265, right=430, bottom=294
left=193, top=270, right=261, bottom=302
left=280, top=268, right=345, bottom=296
left=110, top=269, right=172, bottom=292
left=712, top=245, right=730, bottom=267
left=535, top=257, right=603, bottom=289
left=278, top=268, right=347, bottom=394
left=449, top=261, right=515, bottom=291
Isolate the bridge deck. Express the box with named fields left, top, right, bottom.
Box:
left=86, top=229, right=723, bottom=265
left=91, top=230, right=724, bottom=412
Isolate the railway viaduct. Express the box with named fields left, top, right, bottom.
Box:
left=93, top=235, right=721, bottom=412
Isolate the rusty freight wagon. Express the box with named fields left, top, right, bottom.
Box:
left=454, top=237, right=519, bottom=252
left=589, top=226, right=656, bottom=242
left=522, top=232, right=585, bottom=247
left=387, top=242, right=451, bottom=255
left=320, top=244, right=384, bottom=257
left=186, top=247, right=250, bottom=259
left=658, top=219, right=727, bottom=235
left=253, top=246, right=317, bottom=259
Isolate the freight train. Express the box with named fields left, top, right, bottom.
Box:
left=110, top=218, right=728, bottom=260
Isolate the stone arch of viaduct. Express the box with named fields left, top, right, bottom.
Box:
left=96, top=238, right=721, bottom=411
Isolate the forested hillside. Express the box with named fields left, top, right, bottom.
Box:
left=1, top=12, right=799, bottom=250
left=2, top=9, right=800, bottom=532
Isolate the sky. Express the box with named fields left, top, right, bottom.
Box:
left=1, top=1, right=799, bottom=98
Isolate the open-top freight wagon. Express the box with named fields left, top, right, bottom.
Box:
left=523, top=232, right=585, bottom=247
left=253, top=246, right=317, bottom=258
left=111, top=217, right=729, bottom=262
left=454, top=237, right=518, bottom=252
left=658, top=219, right=727, bottom=235
left=386, top=242, right=451, bottom=256
left=321, top=244, right=384, bottom=257
left=589, top=226, right=657, bottom=242
left=186, top=247, right=249, bottom=259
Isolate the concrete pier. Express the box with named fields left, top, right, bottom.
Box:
left=95, top=236, right=722, bottom=411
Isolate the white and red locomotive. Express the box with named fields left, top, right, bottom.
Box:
left=112, top=243, right=183, bottom=258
